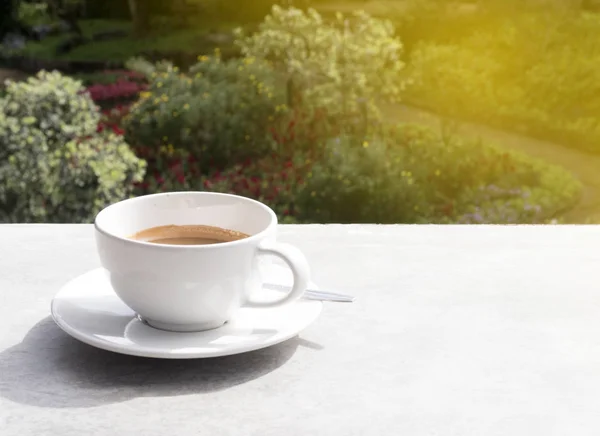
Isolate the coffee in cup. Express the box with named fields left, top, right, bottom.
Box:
left=130, top=224, right=249, bottom=246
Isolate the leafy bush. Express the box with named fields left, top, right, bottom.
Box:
left=204, top=0, right=279, bottom=23
left=0, top=71, right=146, bottom=223
left=18, top=1, right=52, bottom=26
left=294, top=124, right=581, bottom=224
left=407, top=7, right=600, bottom=153
left=235, top=6, right=407, bottom=120
left=124, top=54, right=286, bottom=172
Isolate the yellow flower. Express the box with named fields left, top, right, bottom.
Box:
left=140, top=91, right=151, bottom=99
left=183, top=104, right=190, bottom=110
left=162, top=136, right=168, bottom=141
left=157, top=82, right=163, bottom=88
left=238, top=66, right=244, bottom=71
left=250, top=74, right=256, bottom=81
left=311, top=191, right=316, bottom=197
left=198, top=55, right=209, bottom=62
left=305, top=159, right=311, bottom=165
left=154, top=98, right=160, bottom=105
left=203, top=92, right=210, bottom=99
left=195, top=73, right=203, bottom=78
left=414, top=205, right=419, bottom=211
left=161, top=95, right=169, bottom=102
left=268, top=116, right=274, bottom=121
left=244, top=57, right=255, bottom=65
left=407, top=178, right=414, bottom=185
left=268, top=92, right=273, bottom=98
left=245, top=135, right=250, bottom=141
left=401, top=170, right=407, bottom=177
left=362, top=141, right=369, bottom=148
left=435, top=169, right=441, bottom=176
left=406, top=171, right=412, bottom=177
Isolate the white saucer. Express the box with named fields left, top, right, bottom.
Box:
left=51, top=264, right=323, bottom=359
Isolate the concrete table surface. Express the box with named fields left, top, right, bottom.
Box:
left=1, top=224, right=600, bottom=436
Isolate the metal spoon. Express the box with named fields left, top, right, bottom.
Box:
left=264, top=283, right=356, bottom=302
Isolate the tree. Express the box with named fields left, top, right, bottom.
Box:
left=127, top=0, right=150, bottom=37
left=0, top=0, right=20, bottom=39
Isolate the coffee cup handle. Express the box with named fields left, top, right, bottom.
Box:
left=245, top=240, right=310, bottom=308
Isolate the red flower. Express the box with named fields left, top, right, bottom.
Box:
left=134, top=181, right=150, bottom=190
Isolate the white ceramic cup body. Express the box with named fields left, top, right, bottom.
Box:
left=94, top=192, right=310, bottom=332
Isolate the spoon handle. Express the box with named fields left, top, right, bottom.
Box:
left=263, top=283, right=356, bottom=303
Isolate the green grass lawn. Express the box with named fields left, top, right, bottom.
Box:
left=18, top=19, right=238, bottom=62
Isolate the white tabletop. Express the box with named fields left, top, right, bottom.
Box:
left=1, top=224, right=600, bottom=436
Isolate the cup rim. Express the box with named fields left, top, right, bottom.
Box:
left=94, top=191, right=277, bottom=250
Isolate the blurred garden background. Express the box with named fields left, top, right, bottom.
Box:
left=1, top=0, right=598, bottom=224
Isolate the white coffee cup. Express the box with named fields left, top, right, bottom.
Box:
left=94, top=192, right=310, bottom=332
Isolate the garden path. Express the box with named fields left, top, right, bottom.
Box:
left=0, top=68, right=27, bottom=84
left=385, top=103, right=600, bottom=223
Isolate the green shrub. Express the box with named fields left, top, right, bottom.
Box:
left=124, top=54, right=286, bottom=172
left=235, top=6, right=408, bottom=121
left=294, top=124, right=581, bottom=224
left=0, top=71, right=146, bottom=223
left=407, top=8, right=600, bottom=153
left=18, top=1, right=52, bottom=26
left=204, top=0, right=279, bottom=23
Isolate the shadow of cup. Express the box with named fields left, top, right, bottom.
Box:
left=0, top=316, right=305, bottom=409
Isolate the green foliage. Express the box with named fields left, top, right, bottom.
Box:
left=407, top=7, right=600, bottom=153
left=294, top=124, right=581, bottom=224
left=235, top=6, right=407, bottom=120
left=1, top=71, right=100, bottom=147
left=0, top=71, right=146, bottom=223
left=203, top=0, right=279, bottom=23
left=124, top=54, right=286, bottom=172
left=18, top=1, right=52, bottom=26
